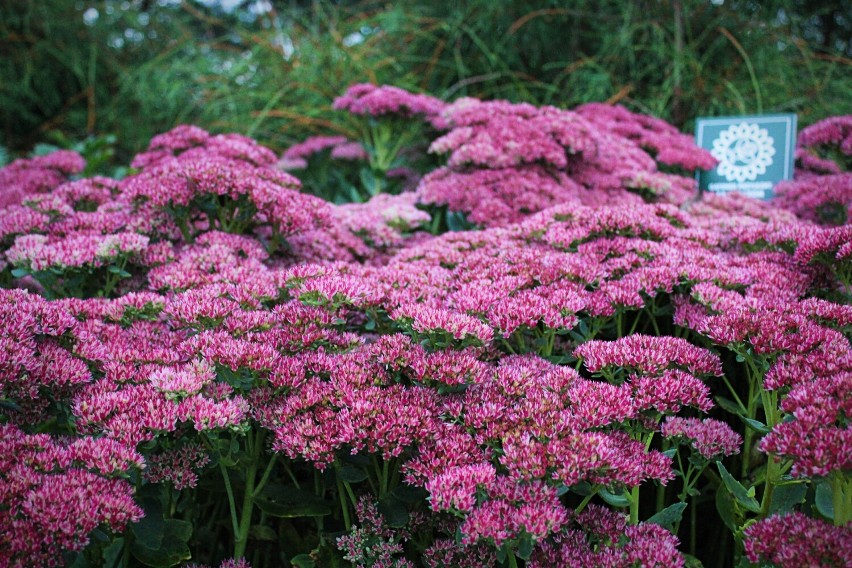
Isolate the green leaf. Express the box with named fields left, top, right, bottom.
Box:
left=646, top=502, right=687, bottom=532
left=717, top=462, right=761, bottom=513
left=0, top=398, right=22, bottom=412
left=249, top=524, right=278, bottom=542
left=715, top=396, right=745, bottom=415
left=769, top=482, right=807, bottom=515
left=683, top=553, right=705, bottom=568
left=378, top=496, right=409, bottom=528
left=599, top=488, right=630, bottom=508
left=740, top=417, right=770, bottom=435
left=446, top=210, right=473, bottom=232
left=102, top=538, right=125, bottom=568
left=130, top=518, right=192, bottom=568
left=337, top=464, right=368, bottom=484
left=517, top=534, right=534, bottom=560
left=254, top=484, right=333, bottom=518
left=66, top=552, right=89, bottom=568
left=290, top=554, right=315, bottom=568
left=391, top=484, right=428, bottom=504
left=815, top=480, right=834, bottom=520
left=569, top=481, right=594, bottom=496
left=131, top=510, right=165, bottom=550
left=495, top=545, right=508, bottom=563
left=10, top=268, right=29, bottom=278
left=715, top=483, right=738, bottom=531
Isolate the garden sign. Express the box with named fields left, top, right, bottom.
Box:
left=695, top=113, right=797, bottom=199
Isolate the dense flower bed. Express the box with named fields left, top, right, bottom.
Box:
left=1, top=85, right=850, bottom=567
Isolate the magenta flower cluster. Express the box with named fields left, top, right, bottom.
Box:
left=1, top=86, right=851, bottom=567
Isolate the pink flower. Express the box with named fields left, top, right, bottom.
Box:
left=744, top=512, right=852, bottom=568
left=799, top=115, right=852, bottom=155
left=761, top=373, right=852, bottom=477
left=333, top=83, right=446, bottom=128
left=662, top=416, right=742, bottom=459
left=575, top=334, right=722, bottom=377
left=391, top=303, right=494, bottom=346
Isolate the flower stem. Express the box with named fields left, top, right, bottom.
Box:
left=219, top=462, right=240, bottom=539
left=630, top=485, right=640, bottom=524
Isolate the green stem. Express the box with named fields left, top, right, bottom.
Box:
left=382, top=458, right=390, bottom=498
left=219, top=462, right=241, bottom=539
left=759, top=455, right=779, bottom=518
left=251, top=454, right=279, bottom=498
left=175, top=215, right=194, bottom=244
left=574, top=487, right=599, bottom=514
left=830, top=472, right=851, bottom=526
left=234, top=434, right=262, bottom=558
left=690, top=500, right=697, bottom=555
left=501, top=338, right=517, bottom=354
left=740, top=371, right=762, bottom=479
left=547, top=328, right=556, bottom=357
left=507, top=552, right=519, bottom=568
left=720, top=373, right=748, bottom=415
left=628, top=310, right=642, bottom=335
left=630, top=484, right=640, bottom=524
left=656, top=483, right=667, bottom=513
left=513, top=331, right=528, bottom=353
left=337, top=476, right=352, bottom=531
left=647, top=307, right=661, bottom=335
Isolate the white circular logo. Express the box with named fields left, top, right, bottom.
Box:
left=710, top=122, right=776, bottom=183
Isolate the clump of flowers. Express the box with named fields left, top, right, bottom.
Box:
left=0, top=424, right=143, bottom=567
left=662, top=417, right=742, bottom=460
left=743, top=512, right=852, bottom=568
left=332, top=83, right=447, bottom=199
left=130, top=124, right=277, bottom=169
left=529, top=505, right=685, bottom=568
left=797, top=115, right=852, bottom=171
left=336, top=497, right=414, bottom=568
left=1, top=89, right=852, bottom=568
left=120, top=154, right=330, bottom=243
left=0, top=150, right=85, bottom=208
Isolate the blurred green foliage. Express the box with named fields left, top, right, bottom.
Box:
left=1, top=0, right=850, bottom=165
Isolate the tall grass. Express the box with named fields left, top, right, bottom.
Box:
left=1, top=0, right=850, bottom=162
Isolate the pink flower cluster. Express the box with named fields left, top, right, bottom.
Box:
left=121, top=154, right=331, bottom=237
left=744, top=512, right=852, bottom=568
left=333, top=83, right=447, bottom=129
left=662, top=416, right=742, bottom=460
left=798, top=115, right=852, bottom=156
left=2, top=88, right=852, bottom=565
left=575, top=334, right=722, bottom=377
left=774, top=173, right=852, bottom=225
left=575, top=102, right=717, bottom=171
left=529, top=505, right=684, bottom=568
left=279, top=135, right=361, bottom=170
left=0, top=424, right=143, bottom=567
left=131, top=124, right=277, bottom=169
left=761, top=372, right=852, bottom=477
left=775, top=115, right=852, bottom=224
left=7, top=231, right=149, bottom=271
left=0, top=289, right=89, bottom=421
left=418, top=98, right=713, bottom=227
left=0, top=150, right=85, bottom=208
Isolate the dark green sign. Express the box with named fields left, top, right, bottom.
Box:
left=695, top=114, right=797, bottom=199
